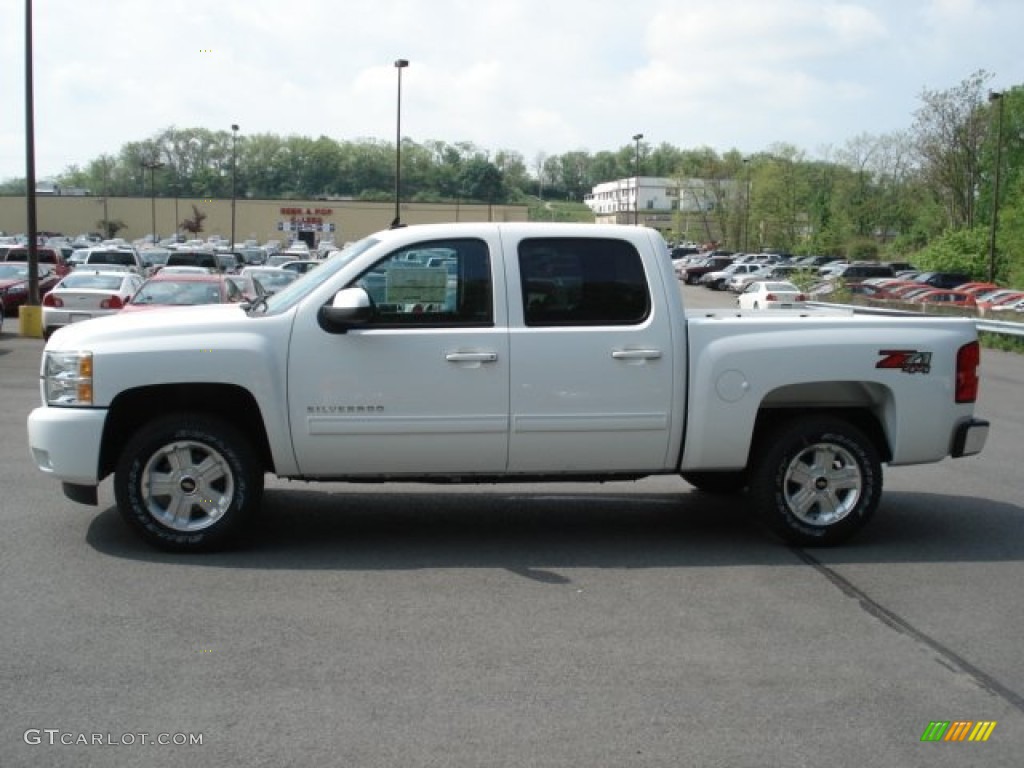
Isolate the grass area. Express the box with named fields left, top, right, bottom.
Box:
left=524, top=197, right=595, bottom=223
left=980, top=330, right=1024, bottom=354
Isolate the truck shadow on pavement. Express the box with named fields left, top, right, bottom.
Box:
left=85, top=487, right=1024, bottom=572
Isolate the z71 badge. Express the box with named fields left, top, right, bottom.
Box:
left=876, top=349, right=932, bottom=374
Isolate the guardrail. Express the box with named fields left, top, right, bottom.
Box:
left=807, top=302, right=1024, bottom=338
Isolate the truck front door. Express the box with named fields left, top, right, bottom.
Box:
left=287, top=236, right=510, bottom=477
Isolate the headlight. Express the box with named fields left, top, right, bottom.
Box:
left=43, top=351, right=94, bottom=405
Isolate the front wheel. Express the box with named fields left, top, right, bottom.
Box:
left=114, top=414, right=263, bottom=552
left=749, top=416, right=882, bottom=546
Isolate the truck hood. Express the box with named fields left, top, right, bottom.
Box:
left=45, top=303, right=251, bottom=350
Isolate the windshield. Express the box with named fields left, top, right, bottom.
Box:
left=132, top=280, right=223, bottom=305
left=257, top=237, right=379, bottom=314
left=59, top=274, right=125, bottom=290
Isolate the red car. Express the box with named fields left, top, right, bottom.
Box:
left=0, top=263, right=61, bottom=316
left=1, top=247, right=71, bottom=277
left=122, top=273, right=245, bottom=312
left=911, top=290, right=978, bottom=308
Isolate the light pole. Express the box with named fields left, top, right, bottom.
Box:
left=230, top=123, right=239, bottom=249
left=987, top=91, right=1004, bottom=284
left=632, top=133, right=643, bottom=225
left=743, top=157, right=752, bottom=252
left=141, top=158, right=164, bottom=243
left=393, top=59, right=409, bottom=227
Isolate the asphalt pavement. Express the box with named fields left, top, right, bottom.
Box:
left=1, top=296, right=1022, bottom=767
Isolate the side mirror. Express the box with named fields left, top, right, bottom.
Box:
left=317, top=287, right=374, bottom=334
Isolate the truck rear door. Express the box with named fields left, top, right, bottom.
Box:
left=504, top=234, right=676, bottom=473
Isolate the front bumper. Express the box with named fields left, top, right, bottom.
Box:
left=27, top=405, right=108, bottom=488
left=952, top=417, right=989, bottom=458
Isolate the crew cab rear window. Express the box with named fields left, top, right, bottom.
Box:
left=518, top=238, right=650, bottom=326
left=353, top=238, right=492, bottom=326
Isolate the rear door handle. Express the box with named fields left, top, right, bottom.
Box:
left=611, top=349, right=662, bottom=360
left=446, top=352, right=498, bottom=363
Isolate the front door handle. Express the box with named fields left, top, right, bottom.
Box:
left=611, top=349, right=662, bottom=361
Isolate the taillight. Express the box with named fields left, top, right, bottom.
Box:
left=43, top=293, right=62, bottom=307
left=100, top=295, right=124, bottom=309
left=955, top=341, right=980, bottom=403
left=765, top=293, right=777, bottom=301
left=796, top=293, right=806, bottom=301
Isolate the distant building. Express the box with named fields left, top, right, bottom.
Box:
left=34, top=180, right=90, bottom=196
left=584, top=176, right=740, bottom=241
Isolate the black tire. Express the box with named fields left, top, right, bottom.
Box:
left=682, top=471, right=748, bottom=494
left=114, top=413, right=263, bottom=552
left=749, top=416, right=881, bottom=546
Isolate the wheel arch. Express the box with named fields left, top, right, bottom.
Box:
left=751, top=404, right=892, bottom=465
left=99, top=384, right=274, bottom=480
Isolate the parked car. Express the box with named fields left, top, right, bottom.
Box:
left=122, top=273, right=244, bottom=311
left=0, top=263, right=60, bottom=315
left=911, top=290, right=977, bottom=308
left=725, top=265, right=774, bottom=293
left=956, top=282, right=999, bottom=296
left=701, top=262, right=765, bottom=291
left=80, top=247, right=144, bottom=274
left=975, top=289, right=1024, bottom=311
left=679, top=256, right=734, bottom=285
left=41, top=270, right=145, bottom=338
left=826, top=263, right=896, bottom=281
left=2, top=246, right=71, bottom=277
left=162, top=250, right=219, bottom=272
left=265, top=253, right=298, bottom=268
left=737, top=280, right=807, bottom=310
left=215, top=252, right=246, bottom=274
left=988, top=296, right=1024, bottom=313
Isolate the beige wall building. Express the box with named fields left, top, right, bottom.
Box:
left=0, top=196, right=529, bottom=245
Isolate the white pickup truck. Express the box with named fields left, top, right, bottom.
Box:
left=27, top=223, right=989, bottom=551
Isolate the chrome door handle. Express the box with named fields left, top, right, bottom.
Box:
left=445, top=352, right=498, bottom=363
left=611, top=349, right=662, bottom=360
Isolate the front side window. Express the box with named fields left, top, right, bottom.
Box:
left=518, top=238, right=650, bottom=326
left=352, top=238, right=492, bottom=326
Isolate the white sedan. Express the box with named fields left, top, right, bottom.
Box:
left=42, top=269, right=145, bottom=337
left=737, top=280, right=807, bottom=310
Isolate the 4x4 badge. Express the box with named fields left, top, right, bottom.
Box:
left=877, top=349, right=932, bottom=374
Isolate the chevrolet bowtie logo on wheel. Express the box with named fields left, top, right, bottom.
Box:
left=920, top=720, right=997, bottom=742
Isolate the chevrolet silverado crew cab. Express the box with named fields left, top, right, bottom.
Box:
left=27, top=223, right=989, bottom=552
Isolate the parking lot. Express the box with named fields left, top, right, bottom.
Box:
left=1, top=292, right=1022, bottom=766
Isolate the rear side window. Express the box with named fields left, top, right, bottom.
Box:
left=519, top=238, right=650, bottom=326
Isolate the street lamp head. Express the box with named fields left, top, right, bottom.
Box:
left=988, top=91, right=1003, bottom=102
left=633, top=133, right=643, bottom=142
left=231, top=123, right=239, bottom=132
left=395, top=59, right=409, bottom=68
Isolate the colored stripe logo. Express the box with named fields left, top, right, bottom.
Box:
left=921, top=721, right=997, bottom=742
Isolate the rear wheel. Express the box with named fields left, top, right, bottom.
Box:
left=749, top=416, right=881, bottom=546
left=114, top=414, right=262, bottom=552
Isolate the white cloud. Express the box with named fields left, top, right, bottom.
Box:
left=0, top=0, right=1021, bottom=180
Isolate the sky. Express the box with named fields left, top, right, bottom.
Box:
left=0, top=0, right=1020, bottom=182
